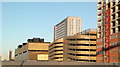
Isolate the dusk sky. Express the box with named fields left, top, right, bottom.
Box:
left=2, top=2, right=97, bottom=59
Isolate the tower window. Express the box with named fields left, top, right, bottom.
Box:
left=118, top=26, right=120, bottom=32
left=112, top=21, right=116, bottom=26
left=112, top=28, right=115, bottom=33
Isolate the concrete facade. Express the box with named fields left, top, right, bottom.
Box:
left=49, top=38, right=64, bottom=61
left=2, top=61, right=120, bottom=67
left=49, top=29, right=97, bottom=62
left=15, top=38, right=51, bottom=61
left=64, top=29, right=97, bottom=62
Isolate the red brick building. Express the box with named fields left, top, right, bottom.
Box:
left=97, top=0, right=120, bottom=62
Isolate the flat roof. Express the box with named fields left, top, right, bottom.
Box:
left=55, top=16, right=81, bottom=27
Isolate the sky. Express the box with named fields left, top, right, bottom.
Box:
left=2, top=2, right=97, bottom=59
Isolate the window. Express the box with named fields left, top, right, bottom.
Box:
left=72, top=19, right=74, bottom=21
left=112, top=28, right=115, bottom=33
left=118, top=26, right=120, bottom=32
left=118, top=49, right=120, bottom=52
left=112, top=21, right=116, bottom=26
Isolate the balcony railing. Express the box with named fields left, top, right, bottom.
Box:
left=98, top=17, right=102, bottom=22
left=98, top=1, right=101, bottom=4
left=98, top=22, right=102, bottom=26
left=98, top=0, right=102, bottom=4
left=98, top=11, right=102, bottom=16
left=98, top=6, right=102, bottom=10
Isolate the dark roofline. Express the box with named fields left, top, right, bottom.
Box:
left=55, top=17, right=68, bottom=27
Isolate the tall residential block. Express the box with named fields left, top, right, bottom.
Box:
left=97, top=0, right=120, bottom=62
left=15, top=38, right=51, bottom=61
left=54, top=16, right=82, bottom=40
left=64, top=29, right=97, bottom=62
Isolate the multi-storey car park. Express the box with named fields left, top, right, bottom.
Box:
left=97, top=0, right=120, bottom=62
left=49, top=38, right=64, bottom=62
left=64, top=29, right=97, bottom=62
left=49, top=29, right=97, bottom=62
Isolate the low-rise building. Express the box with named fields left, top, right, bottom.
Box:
left=15, top=38, right=51, bottom=61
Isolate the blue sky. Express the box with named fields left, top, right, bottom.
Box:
left=2, top=2, right=97, bottom=59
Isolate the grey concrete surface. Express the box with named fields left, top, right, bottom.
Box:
left=1, top=61, right=120, bottom=67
